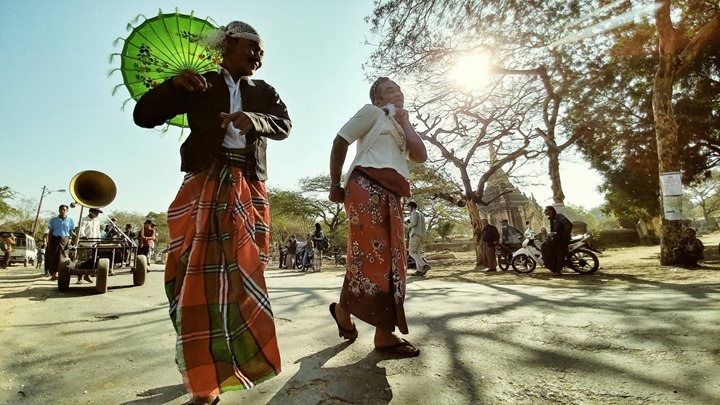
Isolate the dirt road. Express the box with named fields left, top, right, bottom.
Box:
left=0, top=235, right=718, bottom=404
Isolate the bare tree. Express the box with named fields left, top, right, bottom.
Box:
left=366, top=0, right=602, bottom=206
left=402, top=77, right=543, bottom=268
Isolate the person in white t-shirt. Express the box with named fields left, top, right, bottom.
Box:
left=327, top=77, right=428, bottom=358
left=407, top=201, right=431, bottom=276
left=77, top=208, right=103, bottom=283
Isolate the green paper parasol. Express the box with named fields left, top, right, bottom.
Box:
left=110, top=9, right=220, bottom=128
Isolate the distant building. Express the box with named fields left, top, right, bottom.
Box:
left=480, top=167, right=544, bottom=233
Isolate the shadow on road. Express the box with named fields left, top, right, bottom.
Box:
left=119, top=383, right=186, bottom=404
left=267, top=343, right=392, bottom=405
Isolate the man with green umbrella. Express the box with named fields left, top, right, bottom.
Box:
left=134, top=20, right=290, bottom=405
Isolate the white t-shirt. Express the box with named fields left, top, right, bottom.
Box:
left=79, top=216, right=102, bottom=239
left=338, top=104, right=411, bottom=180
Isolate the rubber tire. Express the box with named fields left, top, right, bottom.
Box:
left=566, top=248, right=599, bottom=274
left=96, top=258, right=109, bottom=294
left=58, top=260, right=71, bottom=291
left=511, top=254, right=537, bottom=273
left=498, top=252, right=510, bottom=271
left=134, top=255, right=147, bottom=286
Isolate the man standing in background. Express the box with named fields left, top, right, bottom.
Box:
left=44, top=205, right=76, bottom=281
left=407, top=201, right=431, bottom=276
left=481, top=218, right=500, bottom=272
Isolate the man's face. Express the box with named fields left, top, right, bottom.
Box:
left=501, top=221, right=508, bottom=227
left=59, top=207, right=68, bottom=218
left=225, top=37, right=264, bottom=77
left=374, top=80, right=404, bottom=109
left=481, top=219, right=488, bottom=226
left=544, top=209, right=553, bottom=218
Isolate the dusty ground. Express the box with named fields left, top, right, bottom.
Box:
left=308, top=231, right=720, bottom=287
left=424, top=231, right=720, bottom=286
left=1, top=234, right=718, bottom=404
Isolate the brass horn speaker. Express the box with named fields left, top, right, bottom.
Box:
left=69, top=170, right=117, bottom=209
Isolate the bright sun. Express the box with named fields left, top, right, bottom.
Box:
left=450, top=53, right=493, bottom=90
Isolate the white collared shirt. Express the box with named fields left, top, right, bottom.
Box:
left=79, top=215, right=102, bottom=239
left=219, top=66, right=255, bottom=149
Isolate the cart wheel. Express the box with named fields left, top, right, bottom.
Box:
left=96, top=258, right=109, bottom=294
left=58, top=260, right=71, bottom=291
left=134, top=255, right=147, bottom=286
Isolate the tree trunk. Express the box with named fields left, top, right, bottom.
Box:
left=653, top=2, right=683, bottom=265
left=547, top=146, right=565, bottom=205
left=466, top=200, right=486, bottom=270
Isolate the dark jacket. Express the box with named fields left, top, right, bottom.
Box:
left=133, top=72, right=291, bottom=179
left=550, top=213, right=573, bottom=243
left=481, top=224, right=500, bottom=244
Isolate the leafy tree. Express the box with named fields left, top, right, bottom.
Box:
left=0, top=186, right=18, bottom=225
left=435, top=221, right=455, bottom=241
left=653, top=0, right=720, bottom=263
left=267, top=188, right=318, bottom=255
left=686, top=171, right=720, bottom=227
left=298, top=174, right=347, bottom=241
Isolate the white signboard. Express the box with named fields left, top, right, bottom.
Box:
left=660, top=171, right=683, bottom=196
left=663, top=195, right=683, bottom=220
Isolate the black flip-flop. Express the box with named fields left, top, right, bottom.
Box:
left=329, top=302, right=358, bottom=342
left=375, top=338, right=421, bottom=357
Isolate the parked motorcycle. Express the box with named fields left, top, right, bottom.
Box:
left=495, top=242, right=515, bottom=271
left=511, top=231, right=601, bottom=274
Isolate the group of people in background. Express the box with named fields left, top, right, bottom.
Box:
left=279, top=223, right=328, bottom=272
left=40, top=204, right=158, bottom=282
left=1, top=233, right=16, bottom=269
left=480, top=206, right=573, bottom=275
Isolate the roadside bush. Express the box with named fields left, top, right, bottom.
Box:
left=597, top=229, right=640, bottom=248
left=426, top=240, right=474, bottom=252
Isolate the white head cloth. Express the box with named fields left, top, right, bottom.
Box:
left=200, top=20, right=263, bottom=51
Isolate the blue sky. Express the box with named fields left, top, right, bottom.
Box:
left=0, top=0, right=602, bottom=219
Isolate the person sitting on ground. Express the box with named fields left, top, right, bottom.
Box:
left=673, top=227, right=705, bottom=268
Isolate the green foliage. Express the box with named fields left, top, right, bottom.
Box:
left=0, top=186, right=17, bottom=222
left=436, top=221, right=455, bottom=241
left=563, top=204, right=618, bottom=232
left=569, top=2, right=720, bottom=219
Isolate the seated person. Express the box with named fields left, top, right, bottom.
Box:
left=673, top=227, right=705, bottom=267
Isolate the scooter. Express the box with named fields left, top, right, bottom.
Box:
left=495, top=242, right=515, bottom=271
left=511, top=230, right=601, bottom=274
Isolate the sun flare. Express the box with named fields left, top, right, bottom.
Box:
left=450, top=53, right=493, bottom=90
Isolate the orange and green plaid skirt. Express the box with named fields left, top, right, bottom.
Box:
left=165, top=149, right=280, bottom=397
left=340, top=172, right=409, bottom=334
